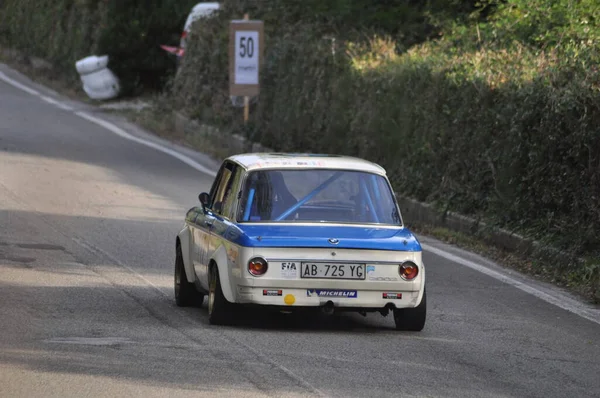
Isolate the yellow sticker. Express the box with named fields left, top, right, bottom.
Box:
left=284, top=294, right=295, bottom=305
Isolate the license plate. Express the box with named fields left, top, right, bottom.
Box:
left=300, top=262, right=366, bottom=280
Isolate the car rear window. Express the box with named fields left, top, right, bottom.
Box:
left=237, top=169, right=402, bottom=225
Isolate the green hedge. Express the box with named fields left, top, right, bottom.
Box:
left=172, top=1, right=600, bottom=259
left=0, top=0, right=198, bottom=94
left=0, top=0, right=105, bottom=71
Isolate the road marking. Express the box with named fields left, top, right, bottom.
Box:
left=422, top=243, right=600, bottom=326
left=226, top=336, right=329, bottom=397
left=75, top=111, right=217, bottom=177
left=272, top=350, right=450, bottom=372
left=0, top=71, right=40, bottom=95
left=40, top=95, right=74, bottom=111
left=45, top=337, right=133, bottom=346
left=0, top=69, right=216, bottom=177
left=0, top=70, right=73, bottom=110
left=2, top=64, right=598, bottom=328
left=71, top=236, right=171, bottom=298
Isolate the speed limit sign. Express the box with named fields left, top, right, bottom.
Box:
left=229, top=19, right=264, bottom=97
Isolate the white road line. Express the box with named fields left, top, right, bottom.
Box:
left=422, top=243, right=600, bottom=325
left=40, top=95, right=74, bottom=111
left=1, top=70, right=215, bottom=177
left=75, top=111, right=217, bottom=177
left=2, top=64, right=598, bottom=328
left=0, top=71, right=40, bottom=95
left=0, top=71, right=74, bottom=110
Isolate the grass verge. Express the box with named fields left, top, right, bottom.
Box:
left=411, top=223, right=600, bottom=304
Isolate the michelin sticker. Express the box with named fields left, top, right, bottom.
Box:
left=281, top=262, right=298, bottom=278
left=307, top=289, right=357, bottom=298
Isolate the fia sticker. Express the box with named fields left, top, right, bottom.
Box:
left=281, top=262, right=298, bottom=278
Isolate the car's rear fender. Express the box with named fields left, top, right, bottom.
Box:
left=210, top=244, right=236, bottom=303
left=177, top=226, right=195, bottom=283
left=413, top=262, right=426, bottom=307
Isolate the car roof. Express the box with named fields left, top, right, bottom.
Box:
left=227, top=153, right=387, bottom=175
left=190, top=2, right=219, bottom=13
left=184, top=2, right=220, bottom=30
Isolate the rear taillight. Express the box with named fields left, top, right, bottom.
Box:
left=248, top=257, right=268, bottom=276
left=399, top=261, right=419, bottom=280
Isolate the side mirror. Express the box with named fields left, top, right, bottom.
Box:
left=198, top=192, right=210, bottom=212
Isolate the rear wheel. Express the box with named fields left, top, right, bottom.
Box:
left=174, top=244, right=204, bottom=307
left=208, top=266, right=235, bottom=325
left=393, top=288, right=426, bottom=331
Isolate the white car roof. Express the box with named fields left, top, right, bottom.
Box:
left=227, top=153, right=387, bottom=175
left=184, top=2, right=220, bottom=31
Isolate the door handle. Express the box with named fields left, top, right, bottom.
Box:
left=205, top=220, right=214, bottom=227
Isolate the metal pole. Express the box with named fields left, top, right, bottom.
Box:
left=243, top=13, right=249, bottom=125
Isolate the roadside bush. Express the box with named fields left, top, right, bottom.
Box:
left=172, top=0, right=600, bottom=263
left=95, top=0, right=200, bottom=94
left=0, top=0, right=104, bottom=76
left=212, top=0, right=490, bottom=48
left=0, top=0, right=199, bottom=95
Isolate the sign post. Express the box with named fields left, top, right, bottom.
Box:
left=229, top=15, right=263, bottom=125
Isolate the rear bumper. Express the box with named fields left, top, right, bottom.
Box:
left=236, top=286, right=422, bottom=309
left=227, top=247, right=426, bottom=310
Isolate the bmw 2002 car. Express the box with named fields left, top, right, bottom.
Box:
left=174, top=153, right=426, bottom=331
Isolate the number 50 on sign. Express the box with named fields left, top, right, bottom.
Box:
left=229, top=20, right=264, bottom=97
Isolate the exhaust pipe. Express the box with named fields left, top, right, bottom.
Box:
left=321, top=301, right=335, bottom=315
left=379, top=303, right=396, bottom=317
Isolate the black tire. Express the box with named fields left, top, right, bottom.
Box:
left=393, top=288, right=426, bottom=331
left=208, top=266, right=235, bottom=325
left=174, top=244, right=204, bottom=307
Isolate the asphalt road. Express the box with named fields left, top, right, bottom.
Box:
left=1, top=65, right=599, bottom=398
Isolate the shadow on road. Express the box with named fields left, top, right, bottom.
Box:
left=215, top=305, right=394, bottom=334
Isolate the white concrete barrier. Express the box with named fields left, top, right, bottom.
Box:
left=75, top=55, right=120, bottom=100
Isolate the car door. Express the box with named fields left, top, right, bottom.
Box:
left=190, top=163, right=226, bottom=291
left=208, top=162, right=243, bottom=268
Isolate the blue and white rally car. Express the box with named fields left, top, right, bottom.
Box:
left=174, top=153, right=426, bottom=331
